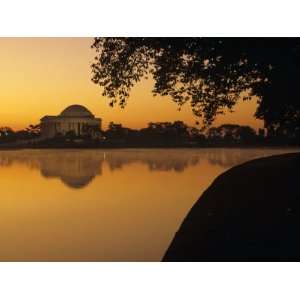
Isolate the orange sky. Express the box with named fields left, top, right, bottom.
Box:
left=0, top=37, right=263, bottom=131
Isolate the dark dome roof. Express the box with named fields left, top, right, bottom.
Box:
left=60, top=175, right=95, bottom=189
left=60, top=105, right=94, bottom=117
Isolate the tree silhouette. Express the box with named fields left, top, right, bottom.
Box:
left=91, top=38, right=300, bottom=136
left=25, top=124, right=41, bottom=137
left=208, top=124, right=257, bottom=145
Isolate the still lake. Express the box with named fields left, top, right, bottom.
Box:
left=0, top=148, right=297, bottom=261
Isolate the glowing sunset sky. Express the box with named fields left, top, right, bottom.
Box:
left=0, top=38, right=263, bottom=130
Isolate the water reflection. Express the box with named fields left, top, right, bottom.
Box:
left=0, top=151, right=103, bottom=188
left=104, top=150, right=201, bottom=173
left=0, top=148, right=297, bottom=261
left=0, top=148, right=295, bottom=189
left=40, top=154, right=103, bottom=189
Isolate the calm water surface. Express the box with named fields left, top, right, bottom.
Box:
left=0, top=148, right=297, bottom=261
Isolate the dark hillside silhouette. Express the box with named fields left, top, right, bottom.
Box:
left=163, top=153, right=300, bottom=261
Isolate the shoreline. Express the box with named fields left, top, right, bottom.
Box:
left=0, top=145, right=299, bottom=151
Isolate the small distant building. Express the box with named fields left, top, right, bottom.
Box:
left=40, top=104, right=102, bottom=139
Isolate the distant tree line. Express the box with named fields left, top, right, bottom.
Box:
left=0, top=125, right=41, bottom=144
left=103, top=121, right=299, bottom=147
left=0, top=121, right=299, bottom=148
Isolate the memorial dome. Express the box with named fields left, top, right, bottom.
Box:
left=60, top=105, right=94, bottom=117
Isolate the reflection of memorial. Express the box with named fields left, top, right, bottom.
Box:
left=0, top=150, right=202, bottom=188
left=39, top=153, right=103, bottom=188
left=0, top=149, right=288, bottom=189
left=0, top=151, right=104, bottom=189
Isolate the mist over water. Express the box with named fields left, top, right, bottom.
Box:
left=0, top=148, right=296, bottom=261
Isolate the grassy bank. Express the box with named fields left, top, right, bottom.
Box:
left=163, top=152, right=300, bottom=261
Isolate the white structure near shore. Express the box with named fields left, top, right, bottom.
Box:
left=40, top=104, right=102, bottom=139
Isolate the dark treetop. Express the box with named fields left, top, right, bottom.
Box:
left=91, top=38, right=300, bottom=138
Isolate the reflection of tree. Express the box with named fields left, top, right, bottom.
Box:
left=0, top=149, right=291, bottom=189
left=0, top=156, right=13, bottom=167
left=205, top=149, right=289, bottom=168
left=104, top=151, right=200, bottom=173
left=206, top=150, right=251, bottom=168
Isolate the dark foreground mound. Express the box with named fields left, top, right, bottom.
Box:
left=163, top=153, right=300, bottom=261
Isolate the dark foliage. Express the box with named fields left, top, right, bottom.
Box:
left=207, top=124, right=257, bottom=145
left=101, top=121, right=297, bottom=147
left=1, top=121, right=298, bottom=148
left=0, top=124, right=41, bottom=145
left=91, top=37, right=300, bottom=136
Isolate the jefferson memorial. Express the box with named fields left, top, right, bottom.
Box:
left=40, top=104, right=102, bottom=139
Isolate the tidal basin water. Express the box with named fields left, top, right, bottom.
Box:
left=0, top=148, right=297, bottom=261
